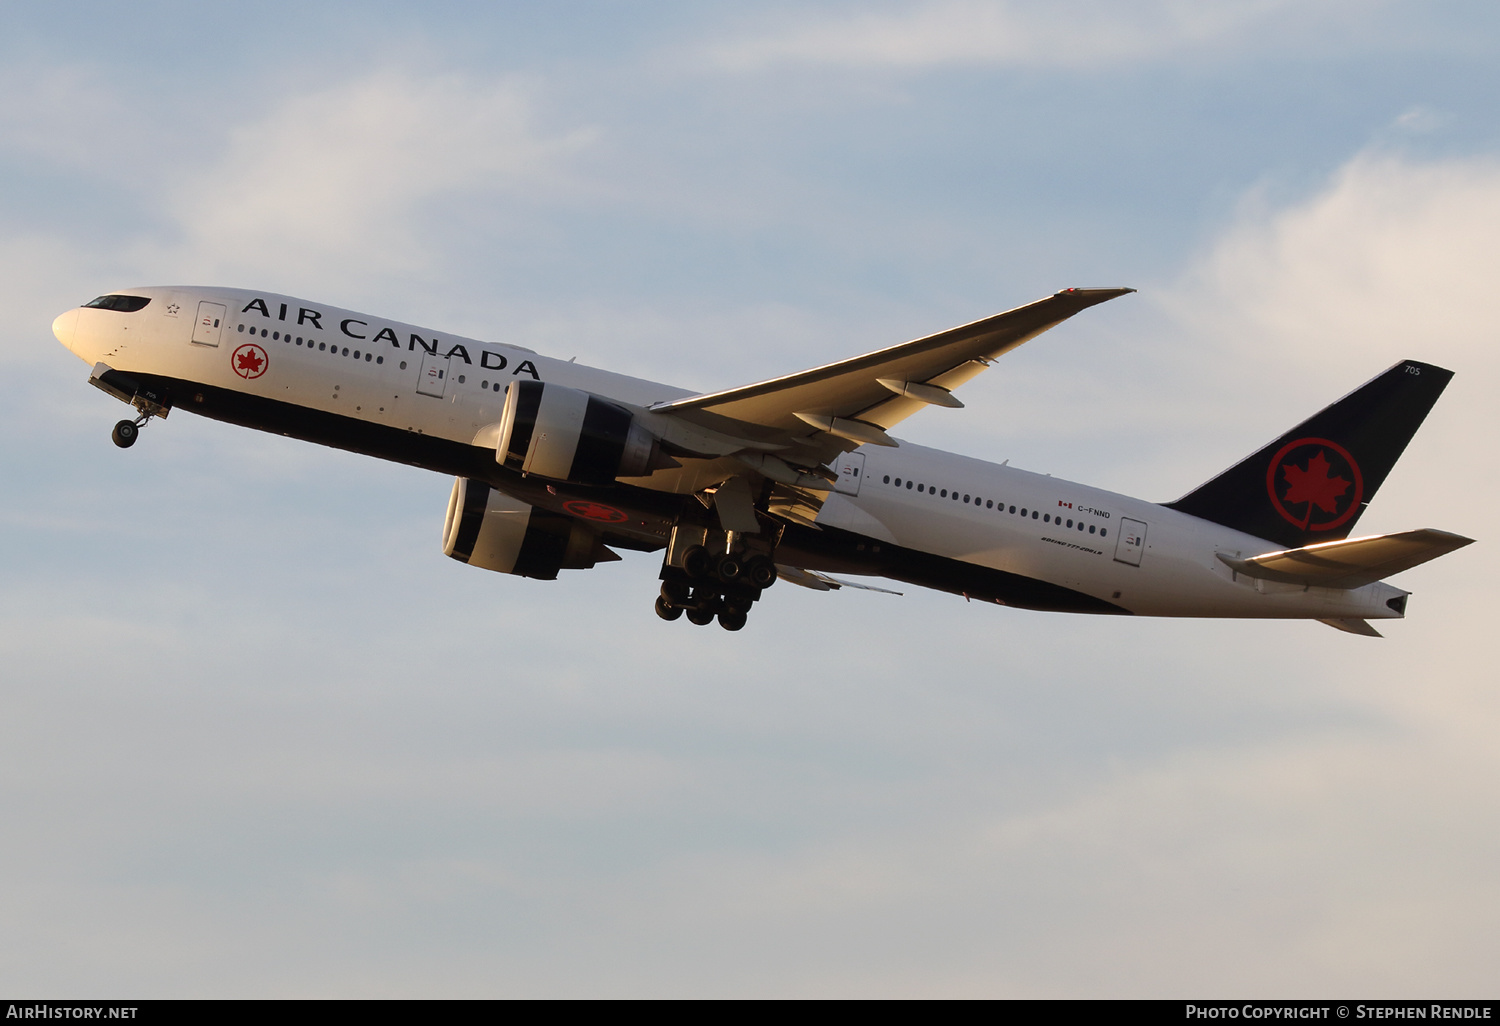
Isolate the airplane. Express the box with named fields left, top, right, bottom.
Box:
left=51, top=286, right=1472, bottom=637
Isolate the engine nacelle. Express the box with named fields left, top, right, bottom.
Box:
left=442, top=477, right=616, bottom=580
left=495, top=380, right=662, bottom=485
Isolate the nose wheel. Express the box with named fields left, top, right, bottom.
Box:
left=108, top=387, right=171, bottom=450
left=110, top=394, right=169, bottom=449
left=111, top=420, right=139, bottom=448
left=112, top=412, right=152, bottom=449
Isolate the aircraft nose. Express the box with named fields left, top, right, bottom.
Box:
left=52, top=309, right=79, bottom=353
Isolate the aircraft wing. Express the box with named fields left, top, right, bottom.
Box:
left=648, top=288, right=1133, bottom=449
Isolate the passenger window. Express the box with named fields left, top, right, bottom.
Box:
left=1044, top=514, right=1050, bottom=523
left=905, top=480, right=912, bottom=489
left=1100, top=528, right=1107, bottom=537
left=1032, top=511, right=1039, bottom=519
left=1020, top=508, right=1027, bottom=517
left=963, top=494, right=970, bottom=503
left=1089, top=525, right=1096, bottom=534
left=940, top=489, right=947, bottom=498
left=237, top=324, right=245, bottom=332
left=986, top=500, right=993, bottom=508
left=883, top=475, right=890, bottom=484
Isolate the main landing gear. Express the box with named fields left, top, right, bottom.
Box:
left=654, top=524, right=779, bottom=631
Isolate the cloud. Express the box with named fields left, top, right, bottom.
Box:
left=707, top=0, right=1308, bottom=73
left=169, top=72, right=595, bottom=284
left=1149, top=150, right=1500, bottom=490
left=1169, top=152, right=1500, bottom=373
left=0, top=67, right=598, bottom=367
left=0, top=64, right=138, bottom=171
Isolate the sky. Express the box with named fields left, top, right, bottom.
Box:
left=2, top=0, right=1498, bottom=997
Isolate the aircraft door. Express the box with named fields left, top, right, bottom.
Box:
left=1114, top=518, right=1147, bottom=566
left=416, top=352, right=451, bottom=398
left=191, top=301, right=226, bottom=346
left=833, top=451, right=865, bottom=496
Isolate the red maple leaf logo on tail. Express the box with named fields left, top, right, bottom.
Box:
left=236, top=349, right=264, bottom=374
left=1281, top=449, right=1350, bottom=527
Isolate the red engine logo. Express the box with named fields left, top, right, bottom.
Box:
left=1266, top=437, right=1363, bottom=532
left=563, top=500, right=629, bottom=523
left=231, top=343, right=269, bottom=380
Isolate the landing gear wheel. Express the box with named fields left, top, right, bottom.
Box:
left=718, top=609, right=748, bottom=631
left=654, top=596, right=684, bottom=621
left=722, top=595, right=752, bottom=618
left=715, top=554, right=743, bottom=584
left=745, top=556, right=777, bottom=590
left=682, top=545, right=711, bottom=580
left=686, top=603, right=717, bottom=626
left=661, top=579, right=691, bottom=605
left=111, top=420, right=138, bottom=448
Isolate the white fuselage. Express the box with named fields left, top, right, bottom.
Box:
left=53, top=285, right=1409, bottom=622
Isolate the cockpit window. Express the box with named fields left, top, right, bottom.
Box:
left=83, top=295, right=151, bottom=313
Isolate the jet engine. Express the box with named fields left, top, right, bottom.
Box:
left=442, top=477, right=618, bottom=580
left=495, top=380, right=666, bottom=484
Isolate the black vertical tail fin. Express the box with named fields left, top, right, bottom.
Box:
left=1164, top=359, right=1453, bottom=549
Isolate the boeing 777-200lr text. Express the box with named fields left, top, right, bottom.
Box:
left=53, top=286, right=1472, bottom=636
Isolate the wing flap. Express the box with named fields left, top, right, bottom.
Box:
left=1219, top=528, right=1474, bottom=589
left=774, top=564, right=903, bottom=595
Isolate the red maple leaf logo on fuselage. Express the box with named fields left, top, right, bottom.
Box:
left=231, top=343, right=268, bottom=379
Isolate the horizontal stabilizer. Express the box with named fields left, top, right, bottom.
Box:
left=1219, top=528, right=1474, bottom=589
left=1318, top=618, right=1383, bottom=637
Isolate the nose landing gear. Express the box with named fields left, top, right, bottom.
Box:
left=110, top=395, right=170, bottom=449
